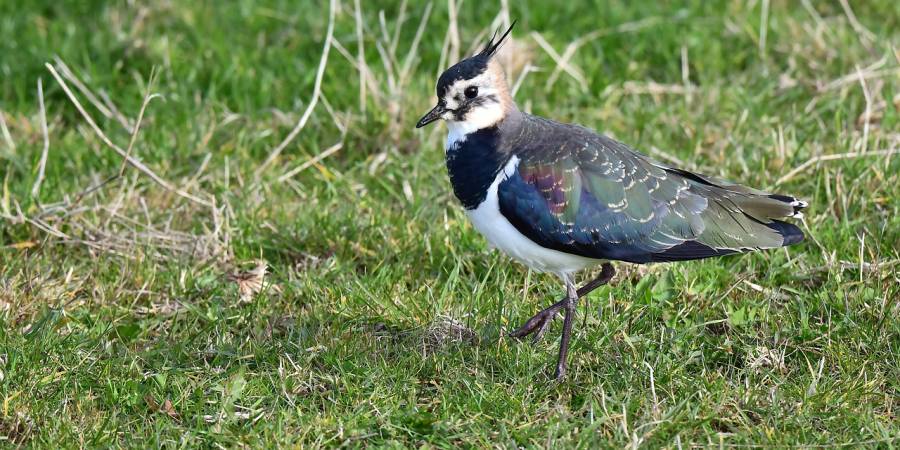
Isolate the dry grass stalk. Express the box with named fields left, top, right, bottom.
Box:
left=119, top=68, right=161, bottom=177
left=509, top=64, right=541, bottom=98
left=747, top=346, right=787, bottom=372
left=52, top=56, right=134, bottom=133
left=353, top=0, right=367, bottom=114
left=759, top=0, right=770, bottom=58
left=330, top=38, right=381, bottom=105
left=446, top=0, right=460, bottom=65
left=622, top=81, right=696, bottom=96
left=531, top=31, right=588, bottom=92
left=838, top=0, right=876, bottom=45
left=818, top=57, right=895, bottom=92
left=775, top=148, right=900, bottom=185
left=398, top=2, right=433, bottom=88
left=335, top=1, right=438, bottom=144
left=855, top=65, right=872, bottom=154
left=30, top=78, right=50, bottom=199
left=541, top=15, right=674, bottom=91
left=278, top=140, right=344, bottom=183
left=254, top=0, right=336, bottom=179
left=0, top=110, right=14, bottom=152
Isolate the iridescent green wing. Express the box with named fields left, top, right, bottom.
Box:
left=498, top=129, right=804, bottom=263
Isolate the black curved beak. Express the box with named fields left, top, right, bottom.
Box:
left=416, top=103, right=447, bottom=128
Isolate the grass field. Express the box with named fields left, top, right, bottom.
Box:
left=1, top=0, right=899, bottom=447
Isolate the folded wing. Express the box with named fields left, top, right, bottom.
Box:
left=497, top=125, right=805, bottom=264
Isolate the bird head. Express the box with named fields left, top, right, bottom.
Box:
left=416, top=21, right=516, bottom=130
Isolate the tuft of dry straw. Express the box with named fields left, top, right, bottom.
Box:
left=45, top=61, right=211, bottom=208
left=1, top=57, right=229, bottom=262
left=419, top=315, right=477, bottom=356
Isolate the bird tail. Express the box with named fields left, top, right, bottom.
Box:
left=766, top=194, right=808, bottom=219
left=755, top=194, right=807, bottom=246
left=664, top=168, right=809, bottom=248
left=765, top=219, right=805, bottom=245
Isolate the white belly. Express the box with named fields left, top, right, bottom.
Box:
left=465, top=156, right=602, bottom=278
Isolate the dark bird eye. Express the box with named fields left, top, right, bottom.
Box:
left=464, top=86, right=478, bottom=99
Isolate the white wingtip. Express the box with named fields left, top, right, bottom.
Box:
left=791, top=200, right=808, bottom=208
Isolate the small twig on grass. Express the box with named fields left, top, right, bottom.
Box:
left=71, top=174, right=121, bottom=205
left=742, top=279, right=791, bottom=302
left=775, top=148, right=900, bottom=185
left=45, top=62, right=211, bottom=207
left=31, top=79, right=50, bottom=199
left=254, top=0, right=336, bottom=179
left=277, top=140, right=344, bottom=183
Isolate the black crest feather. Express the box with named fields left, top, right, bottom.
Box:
left=480, top=20, right=517, bottom=58
left=435, top=20, right=517, bottom=97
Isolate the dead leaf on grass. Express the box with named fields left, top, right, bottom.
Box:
left=145, top=395, right=180, bottom=421
left=227, top=260, right=268, bottom=302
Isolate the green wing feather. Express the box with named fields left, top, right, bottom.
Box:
left=513, top=128, right=802, bottom=257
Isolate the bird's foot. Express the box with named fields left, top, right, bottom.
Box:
left=554, top=362, right=567, bottom=380
left=508, top=299, right=565, bottom=344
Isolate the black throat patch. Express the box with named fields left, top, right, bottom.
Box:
left=445, top=126, right=509, bottom=210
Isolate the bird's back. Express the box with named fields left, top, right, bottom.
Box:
left=494, top=113, right=806, bottom=264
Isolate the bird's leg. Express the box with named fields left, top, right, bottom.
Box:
left=554, top=276, right=578, bottom=380
left=509, top=263, right=615, bottom=343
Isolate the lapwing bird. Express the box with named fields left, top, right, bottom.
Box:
left=416, top=23, right=807, bottom=380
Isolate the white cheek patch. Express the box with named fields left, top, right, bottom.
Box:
left=460, top=102, right=504, bottom=129
left=440, top=72, right=506, bottom=144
